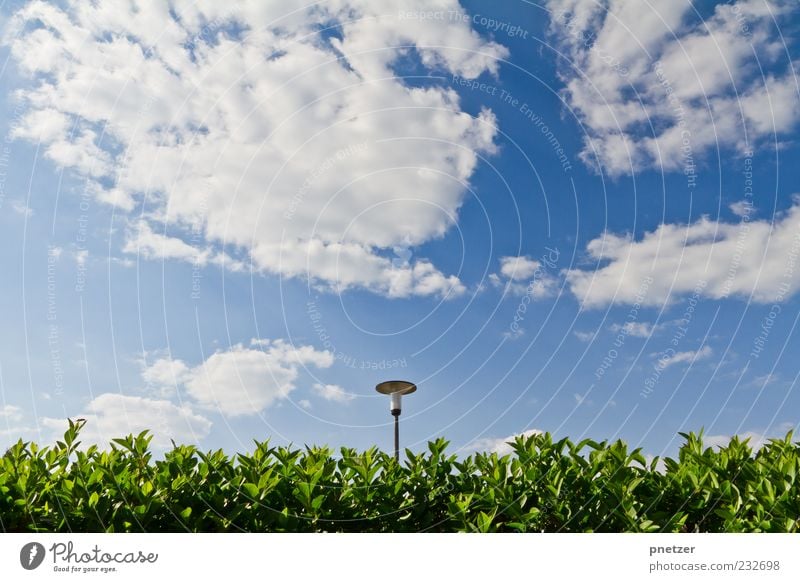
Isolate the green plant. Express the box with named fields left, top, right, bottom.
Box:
left=1, top=421, right=797, bottom=532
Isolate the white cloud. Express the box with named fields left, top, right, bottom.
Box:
left=260, top=240, right=466, bottom=298
left=499, top=256, right=540, bottom=280
left=0, top=404, right=23, bottom=422
left=0, top=426, right=37, bottom=448
left=657, top=345, right=713, bottom=369
left=566, top=201, right=800, bottom=307
left=143, top=339, right=334, bottom=416
left=547, top=0, right=798, bottom=175
left=312, top=383, right=355, bottom=403
left=41, top=393, right=212, bottom=449
left=123, top=220, right=245, bottom=272
left=142, top=356, right=191, bottom=389
left=124, top=221, right=209, bottom=265
left=750, top=373, right=780, bottom=388
left=11, top=201, right=34, bottom=217
left=610, top=321, right=655, bottom=338
left=573, top=330, right=596, bottom=342
left=493, top=255, right=558, bottom=298
left=5, top=1, right=507, bottom=298
left=729, top=200, right=754, bottom=218
left=467, top=428, right=543, bottom=455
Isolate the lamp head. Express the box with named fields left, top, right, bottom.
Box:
left=376, top=380, right=416, bottom=415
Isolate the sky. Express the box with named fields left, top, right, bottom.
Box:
left=0, top=0, right=799, bottom=461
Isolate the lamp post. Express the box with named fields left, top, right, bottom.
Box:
left=375, top=380, right=416, bottom=461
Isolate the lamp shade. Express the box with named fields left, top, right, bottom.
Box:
left=376, top=380, right=416, bottom=413
left=375, top=380, right=417, bottom=395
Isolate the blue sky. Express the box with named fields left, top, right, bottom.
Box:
left=1, top=0, right=799, bottom=460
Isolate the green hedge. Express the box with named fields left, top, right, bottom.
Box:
left=2, top=421, right=798, bottom=532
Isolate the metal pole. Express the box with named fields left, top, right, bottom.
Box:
left=393, top=411, right=400, bottom=461
left=377, top=381, right=415, bottom=461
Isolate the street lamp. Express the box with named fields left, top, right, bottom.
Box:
left=375, top=380, right=416, bottom=461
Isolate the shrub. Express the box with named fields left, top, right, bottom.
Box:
left=1, top=421, right=798, bottom=532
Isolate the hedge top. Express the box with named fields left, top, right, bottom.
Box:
left=1, top=420, right=798, bottom=532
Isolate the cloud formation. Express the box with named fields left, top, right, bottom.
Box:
left=41, top=394, right=212, bottom=449
left=0, top=404, right=23, bottom=422
left=657, top=345, right=713, bottom=369
left=493, top=253, right=559, bottom=298
left=312, top=383, right=356, bottom=403
left=610, top=321, right=656, bottom=338
left=144, top=339, right=334, bottom=416
left=6, top=0, right=508, bottom=298
left=566, top=202, right=800, bottom=307
left=500, top=256, right=541, bottom=280
left=547, top=0, right=798, bottom=175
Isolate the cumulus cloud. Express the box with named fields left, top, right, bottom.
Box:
left=547, top=0, right=799, bottom=175
left=141, top=356, right=192, bottom=391
left=123, top=221, right=246, bottom=272
left=493, top=254, right=559, bottom=298
left=657, top=345, right=713, bottom=369
left=0, top=404, right=23, bottom=422
left=573, top=330, right=596, bottom=342
left=143, top=339, right=334, bottom=416
left=566, top=202, right=800, bottom=307
left=729, top=200, right=754, bottom=218
left=610, top=321, right=655, bottom=338
left=312, top=383, right=356, bottom=403
left=41, top=393, right=212, bottom=449
left=499, top=256, right=541, bottom=280
left=5, top=0, right=507, bottom=298
left=466, top=428, right=543, bottom=455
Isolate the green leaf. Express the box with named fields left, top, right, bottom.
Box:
left=242, top=483, right=259, bottom=499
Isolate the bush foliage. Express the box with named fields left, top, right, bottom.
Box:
left=1, top=421, right=798, bottom=532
